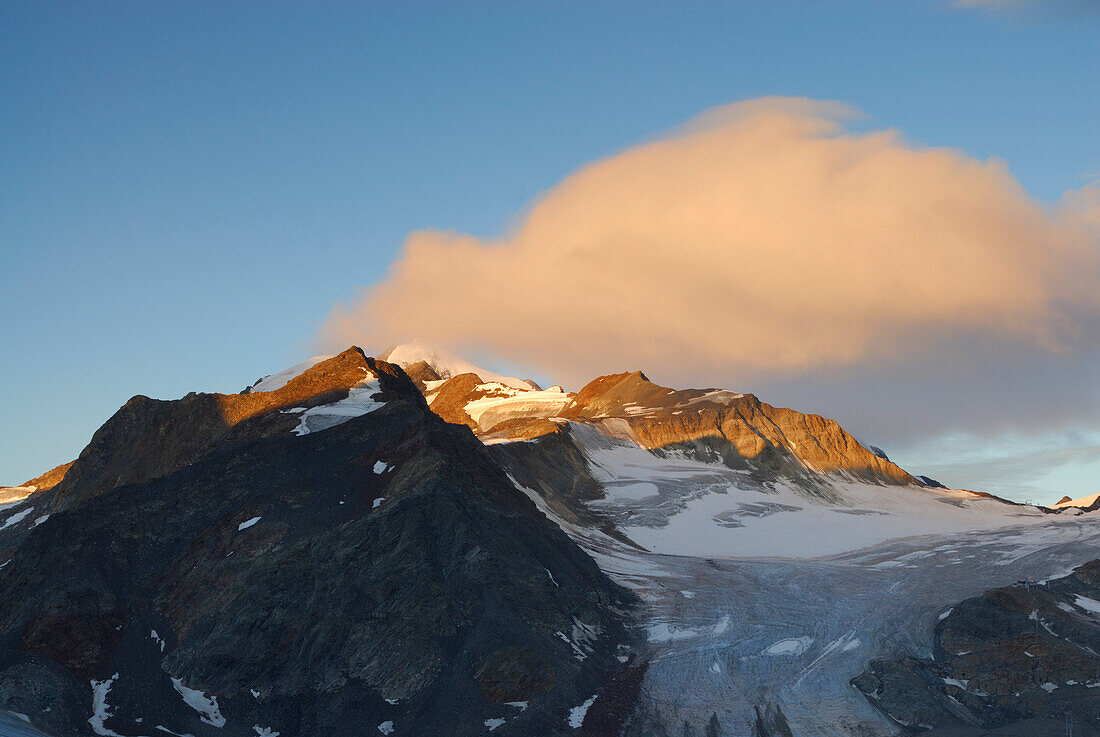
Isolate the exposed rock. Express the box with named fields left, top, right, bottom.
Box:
left=853, top=560, right=1100, bottom=734
left=0, top=352, right=636, bottom=737
left=401, top=359, right=442, bottom=389
left=560, top=371, right=918, bottom=486
left=50, top=348, right=403, bottom=510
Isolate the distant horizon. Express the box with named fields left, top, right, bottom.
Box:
left=3, top=1, right=1098, bottom=504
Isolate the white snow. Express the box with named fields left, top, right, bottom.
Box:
left=377, top=721, right=394, bottom=735
left=464, top=384, right=572, bottom=431
left=253, top=727, right=280, bottom=737
left=647, top=622, right=703, bottom=642
left=484, top=718, right=506, bottom=731
left=680, top=389, right=745, bottom=407
left=0, top=507, right=34, bottom=531
left=1074, top=595, right=1100, bottom=614
left=763, top=637, right=813, bottom=656
left=567, top=421, right=1058, bottom=558
left=567, top=695, right=598, bottom=729
left=382, top=342, right=537, bottom=390
left=292, top=377, right=385, bottom=436
left=1041, top=682, right=1059, bottom=692
left=170, top=678, right=225, bottom=727
left=155, top=727, right=195, bottom=737
left=1053, top=492, right=1100, bottom=509
left=238, top=517, right=261, bottom=531
left=150, top=630, right=165, bottom=652
left=505, top=702, right=528, bottom=711
left=32, top=514, right=49, bottom=527
left=372, top=498, right=385, bottom=509
left=938, top=608, right=954, bottom=620
left=250, top=689, right=260, bottom=699
left=249, top=356, right=331, bottom=393
left=373, top=461, right=388, bottom=474
left=89, top=674, right=121, bottom=737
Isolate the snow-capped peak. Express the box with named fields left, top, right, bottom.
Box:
left=379, top=342, right=537, bottom=391
left=1053, top=492, right=1100, bottom=509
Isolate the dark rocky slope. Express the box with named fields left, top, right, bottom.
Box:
left=853, top=560, right=1100, bottom=736
left=0, top=349, right=635, bottom=737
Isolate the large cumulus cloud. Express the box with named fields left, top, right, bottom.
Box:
left=321, top=97, right=1100, bottom=447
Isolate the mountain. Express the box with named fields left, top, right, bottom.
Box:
left=0, top=349, right=633, bottom=737
left=3, top=345, right=1099, bottom=737
left=854, top=561, right=1100, bottom=735
left=378, top=342, right=539, bottom=391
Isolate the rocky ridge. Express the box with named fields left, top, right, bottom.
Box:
left=0, top=349, right=636, bottom=737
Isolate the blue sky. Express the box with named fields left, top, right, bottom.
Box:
left=2, top=1, right=1098, bottom=501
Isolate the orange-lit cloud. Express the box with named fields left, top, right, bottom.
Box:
left=321, top=97, right=1100, bottom=419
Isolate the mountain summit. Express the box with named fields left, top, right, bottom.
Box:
left=1, top=346, right=1097, bottom=737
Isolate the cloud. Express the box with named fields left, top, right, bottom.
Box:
left=321, top=96, right=1100, bottom=444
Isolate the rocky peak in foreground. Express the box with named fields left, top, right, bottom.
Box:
left=0, top=349, right=636, bottom=737
left=49, top=348, right=414, bottom=511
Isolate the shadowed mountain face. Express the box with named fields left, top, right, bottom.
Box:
left=0, top=350, right=635, bottom=737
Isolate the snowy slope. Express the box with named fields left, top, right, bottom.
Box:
left=249, top=355, right=332, bottom=392
left=459, top=383, right=572, bottom=431
left=566, top=420, right=1053, bottom=559
left=1053, top=491, right=1100, bottom=509
left=380, top=342, right=537, bottom=390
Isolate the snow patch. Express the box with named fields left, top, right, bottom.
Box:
left=484, top=718, right=505, bottom=731
left=292, top=377, right=385, bottom=436
left=238, top=517, right=261, bottom=531
left=170, top=678, right=225, bottom=727
left=32, top=514, right=49, bottom=527
left=0, top=507, right=34, bottom=531
left=568, top=695, right=598, bottom=729
left=763, top=637, right=813, bottom=656
left=253, top=727, right=280, bottom=737
left=1074, top=595, right=1100, bottom=614
left=377, top=721, right=394, bottom=735
left=89, top=674, right=121, bottom=737
left=647, top=623, right=702, bottom=642
left=249, top=356, right=331, bottom=393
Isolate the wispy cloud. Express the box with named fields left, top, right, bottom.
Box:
left=320, top=96, right=1100, bottom=452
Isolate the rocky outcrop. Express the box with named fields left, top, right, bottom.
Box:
left=50, top=348, right=409, bottom=510
left=0, top=352, right=636, bottom=737
left=561, top=371, right=917, bottom=486
left=853, top=560, right=1100, bottom=735
left=0, top=462, right=74, bottom=507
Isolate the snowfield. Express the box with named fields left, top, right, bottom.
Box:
left=512, top=419, right=1100, bottom=737
left=569, top=420, right=1051, bottom=559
